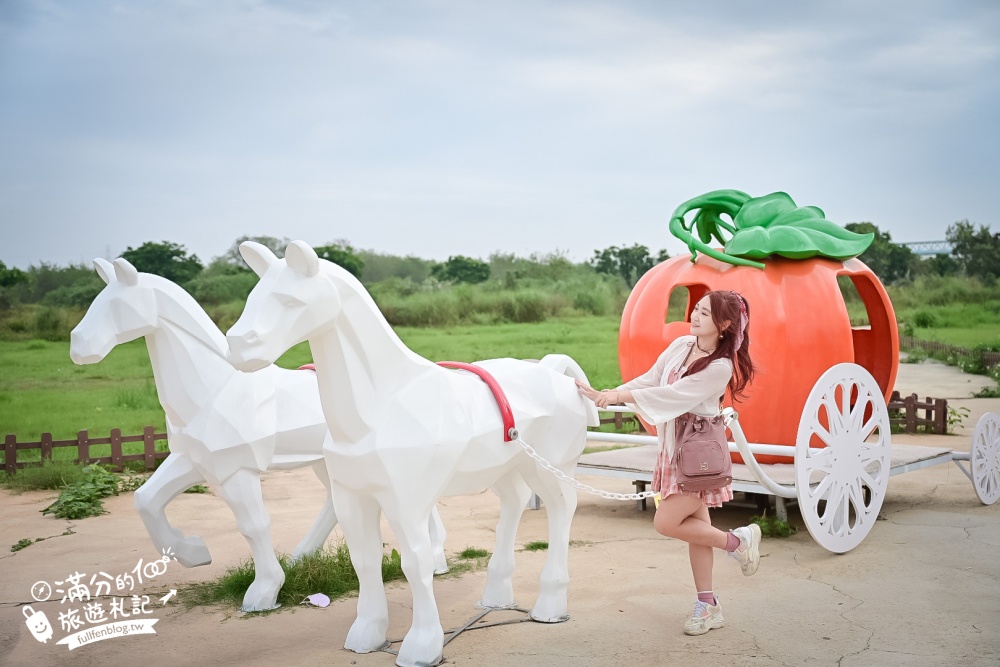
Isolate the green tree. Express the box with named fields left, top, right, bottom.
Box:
left=431, top=255, right=490, bottom=284
left=357, top=250, right=434, bottom=283
left=844, top=223, right=915, bottom=285
left=121, top=241, right=203, bottom=284
left=220, top=235, right=290, bottom=270
left=315, top=241, right=365, bottom=279
left=0, top=261, right=26, bottom=288
left=946, top=220, right=1000, bottom=284
left=591, top=244, right=668, bottom=287
left=927, top=253, right=960, bottom=277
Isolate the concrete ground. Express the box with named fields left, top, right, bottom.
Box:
left=1, top=359, right=997, bottom=667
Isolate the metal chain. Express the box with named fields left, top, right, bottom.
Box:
left=514, top=436, right=659, bottom=502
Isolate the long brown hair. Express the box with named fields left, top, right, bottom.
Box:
left=686, top=290, right=756, bottom=402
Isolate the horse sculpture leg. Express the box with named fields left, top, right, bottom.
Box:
left=214, top=469, right=285, bottom=611
left=134, top=453, right=212, bottom=567
left=383, top=503, right=446, bottom=667
left=334, top=485, right=391, bottom=654
left=517, top=461, right=578, bottom=622
left=478, top=474, right=532, bottom=609
left=290, top=461, right=339, bottom=561
left=428, top=506, right=449, bottom=575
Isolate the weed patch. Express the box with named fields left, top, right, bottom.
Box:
left=11, top=538, right=35, bottom=552
left=181, top=542, right=406, bottom=612
left=523, top=541, right=548, bottom=551
left=750, top=513, right=797, bottom=538
left=40, top=464, right=146, bottom=519
left=458, top=547, right=489, bottom=559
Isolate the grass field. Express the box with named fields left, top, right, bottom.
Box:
left=0, top=316, right=623, bottom=452
left=2, top=299, right=998, bottom=464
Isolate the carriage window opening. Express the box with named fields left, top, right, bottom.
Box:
left=837, top=276, right=869, bottom=328
left=665, top=287, right=689, bottom=323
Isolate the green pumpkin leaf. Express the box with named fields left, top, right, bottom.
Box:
left=668, top=188, right=872, bottom=268
left=726, top=221, right=874, bottom=259
left=732, top=192, right=801, bottom=228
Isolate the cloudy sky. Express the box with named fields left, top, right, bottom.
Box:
left=1, top=0, right=998, bottom=269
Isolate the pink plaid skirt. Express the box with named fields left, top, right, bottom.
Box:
left=653, top=445, right=734, bottom=509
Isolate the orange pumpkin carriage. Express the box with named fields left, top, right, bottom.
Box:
left=578, top=190, right=1000, bottom=553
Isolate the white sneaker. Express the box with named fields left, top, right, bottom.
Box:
left=683, top=599, right=724, bottom=636
left=728, top=524, right=761, bottom=576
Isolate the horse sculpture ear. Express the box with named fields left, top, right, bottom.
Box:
left=285, top=241, right=320, bottom=278
left=240, top=242, right=277, bottom=277
left=94, top=258, right=115, bottom=285
left=113, top=258, right=140, bottom=287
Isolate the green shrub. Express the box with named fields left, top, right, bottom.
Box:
left=911, top=310, right=939, bottom=328
left=496, top=291, right=548, bottom=323
left=187, top=272, right=259, bottom=306
left=34, top=307, right=68, bottom=341
left=0, top=459, right=88, bottom=492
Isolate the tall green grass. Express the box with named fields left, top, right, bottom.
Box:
left=0, top=316, right=622, bottom=447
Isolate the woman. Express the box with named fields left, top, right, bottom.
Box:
left=576, top=290, right=760, bottom=636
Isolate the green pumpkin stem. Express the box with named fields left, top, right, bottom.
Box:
left=669, top=189, right=765, bottom=269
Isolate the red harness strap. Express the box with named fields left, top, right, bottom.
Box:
left=300, top=362, right=518, bottom=442
left=436, top=361, right=518, bottom=442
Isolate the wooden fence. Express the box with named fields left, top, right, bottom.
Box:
left=599, top=411, right=641, bottom=432
left=900, top=336, right=1000, bottom=369
left=3, top=427, right=169, bottom=475
left=888, top=391, right=948, bottom=434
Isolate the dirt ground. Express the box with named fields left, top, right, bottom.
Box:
left=1, top=360, right=998, bottom=667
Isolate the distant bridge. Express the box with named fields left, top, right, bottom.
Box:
left=899, top=240, right=953, bottom=256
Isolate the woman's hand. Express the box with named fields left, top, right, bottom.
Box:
left=575, top=380, right=622, bottom=408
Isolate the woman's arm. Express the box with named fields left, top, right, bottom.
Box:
left=625, top=360, right=732, bottom=424
left=616, top=337, right=690, bottom=393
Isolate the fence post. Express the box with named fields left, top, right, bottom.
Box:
left=40, top=432, right=54, bottom=463
left=143, top=426, right=157, bottom=471
left=77, top=430, right=89, bottom=465
left=4, top=434, right=16, bottom=475
left=905, top=394, right=917, bottom=434
left=110, top=428, right=124, bottom=471
left=934, top=399, right=948, bottom=434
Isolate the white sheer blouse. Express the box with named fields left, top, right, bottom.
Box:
left=617, top=335, right=733, bottom=459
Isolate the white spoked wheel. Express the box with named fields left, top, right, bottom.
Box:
left=971, top=412, right=1000, bottom=505
left=796, top=363, right=891, bottom=553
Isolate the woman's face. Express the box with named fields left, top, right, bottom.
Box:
left=690, top=296, right=721, bottom=341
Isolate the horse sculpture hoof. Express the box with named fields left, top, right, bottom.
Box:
left=345, top=619, right=390, bottom=654
left=396, top=627, right=445, bottom=667
left=529, top=612, right=570, bottom=624
left=173, top=536, right=212, bottom=567
left=240, top=576, right=285, bottom=612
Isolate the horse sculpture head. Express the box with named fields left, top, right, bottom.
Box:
left=70, top=258, right=159, bottom=364
left=227, top=240, right=343, bottom=373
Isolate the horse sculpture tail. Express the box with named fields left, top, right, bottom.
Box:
left=538, top=354, right=600, bottom=427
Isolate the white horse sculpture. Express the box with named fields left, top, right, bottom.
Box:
left=69, top=258, right=448, bottom=611
left=227, top=240, right=599, bottom=667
